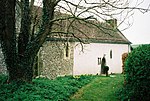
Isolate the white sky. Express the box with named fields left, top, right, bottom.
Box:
left=120, top=0, right=150, bottom=44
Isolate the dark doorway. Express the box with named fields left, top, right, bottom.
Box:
left=101, top=55, right=106, bottom=74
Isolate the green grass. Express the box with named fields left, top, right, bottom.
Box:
left=0, top=74, right=124, bottom=101
left=0, top=75, right=95, bottom=101
left=70, top=74, right=124, bottom=101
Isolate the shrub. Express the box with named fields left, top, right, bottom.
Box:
left=0, top=74, right=7, bottom=84
left=123, top=44, right=150, bottom=101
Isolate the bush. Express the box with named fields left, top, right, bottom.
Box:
left=0, top=74, right=7, bottom=84
left=123, top=44, right=150, bottom=101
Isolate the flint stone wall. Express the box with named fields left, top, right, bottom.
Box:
left=0, top=45, right=7, bottom=75
left=40, top=41, right=74, bottom=79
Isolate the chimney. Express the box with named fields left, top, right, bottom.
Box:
left=106, top=19, right=117, bottom=28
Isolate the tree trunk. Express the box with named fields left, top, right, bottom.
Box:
left=0, top=0, right=18, bottom=81
left=0, top=0, right=56, bottom=83
left=18, top=56, right=34, bottom=82
left=0, top=0, right=33, bottom=83
left=18, top=0, right=30, bottom=58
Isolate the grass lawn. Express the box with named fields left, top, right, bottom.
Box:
left=70, top=74, right=124, bottom=101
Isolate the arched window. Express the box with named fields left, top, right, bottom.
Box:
left=110, top=50, right=112, bottom=59
left=64, top=42, right=70, bottom=59
left=98, top=57, right=101, bottom=65
left=66, top=43, right=69, bottom=57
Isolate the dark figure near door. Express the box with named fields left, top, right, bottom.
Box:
left=101, top=54, right=109, bottom=76
left=104, top=66, right=109, bottom=76
left=101, top=55, right=106, bottom=74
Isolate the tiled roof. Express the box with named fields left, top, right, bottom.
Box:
left=30, top=6, right=131, bottom=44
left=49, top=16, right=131, bottom=44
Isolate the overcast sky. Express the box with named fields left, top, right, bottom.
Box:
left=121, top=0, right=150, bottom=44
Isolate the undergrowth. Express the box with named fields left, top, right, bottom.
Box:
left=0, top=75, right=95, bottom=101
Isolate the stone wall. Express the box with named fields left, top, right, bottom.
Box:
left=40, top=41, right=74, bottom=79
left=0, top=45, right=7, bottom=75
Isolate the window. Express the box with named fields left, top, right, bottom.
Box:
left=110, top=50, right=112, bottom=59
left=98, top=57, right=101, bottom=65
left=66, top=43, right=69, bottom=57
left=64, top=42, right=70, bottom=59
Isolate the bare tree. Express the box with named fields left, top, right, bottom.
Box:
left=0, top=0, right=149, bottom=82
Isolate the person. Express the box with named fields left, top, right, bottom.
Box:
left=101, top=54, right=109, bottom=76
left=101, top=54, right=106, bottom=74
left=104, top=66, right=109, bottom=76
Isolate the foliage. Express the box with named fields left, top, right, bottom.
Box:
left=119, top=44, right=150, bottom=101
left=0, top=74, right=8, bottom=85
left=0, top=75, right=95, bottom=101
